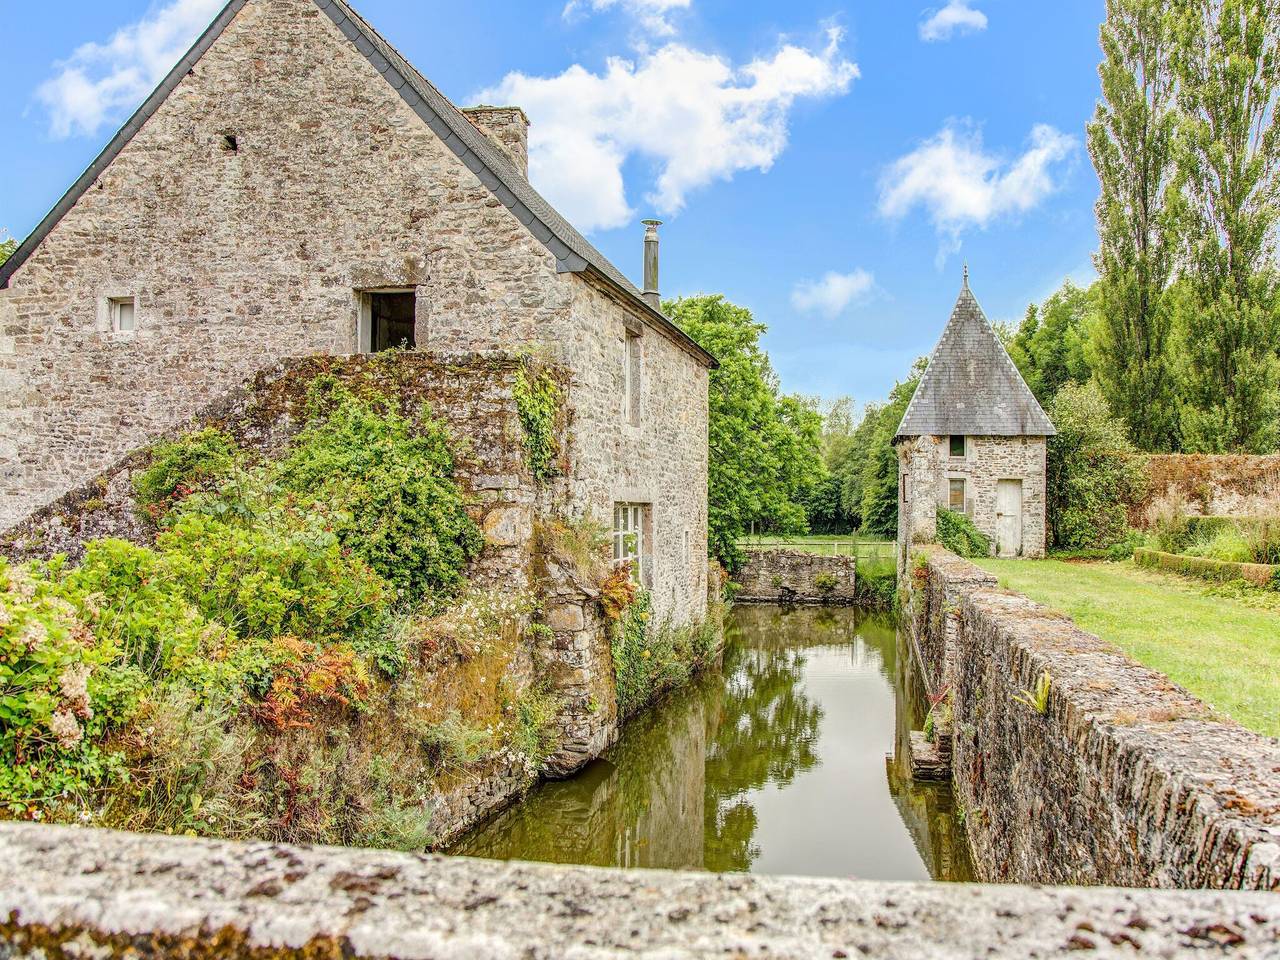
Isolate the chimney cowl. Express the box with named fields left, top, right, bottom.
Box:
left=642, top=219, right=662, bottom=311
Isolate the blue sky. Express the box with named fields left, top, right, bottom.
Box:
left=0, top=0, right=1105, bottom=406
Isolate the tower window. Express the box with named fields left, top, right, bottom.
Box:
left=109, top=297, right=136, bottom=333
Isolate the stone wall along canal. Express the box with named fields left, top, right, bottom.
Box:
left=455, top=605, right=972, bottom=881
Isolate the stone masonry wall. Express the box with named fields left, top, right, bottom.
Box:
left=1136, top=454, right=1280, bottom=524
left=735, top=549, right=858, bottom=604
left=0, top=0, right=710, bottom=629
left=910, top=545, right=1280, bottom=890
left=3, top=822, right=1280, bottom=958
left=897, top=434, right=1047, bottom=575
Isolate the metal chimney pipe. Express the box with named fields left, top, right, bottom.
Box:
left=642, top=219, right=662, bottom=310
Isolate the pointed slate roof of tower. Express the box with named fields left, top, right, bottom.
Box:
left=895, top=269, right=1055, bottom=440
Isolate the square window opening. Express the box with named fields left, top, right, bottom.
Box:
left=109, top=297, right=136, bottom=333
left=359, top=291, right=416, bottom=353
left=949, top=435, right=966, bottom=458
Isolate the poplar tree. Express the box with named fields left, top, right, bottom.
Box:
left=1087, top=0, right=1181, bottom=451
left=1172, top=0, right=1280, bottom=452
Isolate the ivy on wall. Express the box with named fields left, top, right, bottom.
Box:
left=513, top=363, right=563, bottom=483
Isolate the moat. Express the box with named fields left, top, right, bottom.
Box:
left=456, top=605, right=973, bottom=881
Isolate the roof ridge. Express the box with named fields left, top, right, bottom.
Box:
left=1, top=0, right=716, bottom=369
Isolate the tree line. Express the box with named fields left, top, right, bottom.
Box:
left=675, top=0, right=1279, bottom=567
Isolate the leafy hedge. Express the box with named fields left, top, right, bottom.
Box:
left=936, top=508, right=991, bottom=558
left=1133, top=547, right=1279, bottom=590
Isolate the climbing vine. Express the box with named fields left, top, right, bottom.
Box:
left=513, top=364, right=562, bottom=483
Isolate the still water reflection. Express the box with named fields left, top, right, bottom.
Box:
left=455, top=605, right=972, bottom=881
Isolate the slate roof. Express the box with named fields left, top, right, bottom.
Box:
left=0, top=0, right=716, bottom=369
left=895, top=275, right=1055, bottom=440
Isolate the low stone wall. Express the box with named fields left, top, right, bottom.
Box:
left=1136, top=453, right=1280, bottom=524
left=735, top=548, right=857, bottom=603
left=3, top=823, right=1279, bottom=959
left=910, top=545, right=1280, bottom=890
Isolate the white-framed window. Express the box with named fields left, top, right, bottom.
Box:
left=622, top=330, right=641, bottom=425
left=108, top=296, right=136, bottom=333
left=613, top=503, right=648, bottom=583
left=948, top=477, right=966, bottom=513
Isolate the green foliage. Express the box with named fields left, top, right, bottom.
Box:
left=1005, top=282, right=1096, bottom=409
left=0, top=233, right=17, bottom=269
left=610, top=591, right=720, bottom=720
left=667, top=295, right=824, bottom=570
left=1171, top=0, right=1280, bottom=454
left=512, top=683, right=561, bottom=768
left=512, top=365, right=563, bottom=482
left=1134, top=547, right=1278, bottom=590
left=935, top=509, right=992, bottom=558
left=855, top=566, right=897, bottom=610
left=0, top=561, right=130, bottom=816
left=422, top=711, right=493, bottom=770
left=1088, top=0, right=1182, bottom=450
left=813, top=571, right=838, bottom=595
left=1047, top=382, right=1148, bottom=550
left=134, top=428, right=240, bottom=519
left=1013, top=670, right=1053, bottom=715
left=273, top=379, right=483, bottom=599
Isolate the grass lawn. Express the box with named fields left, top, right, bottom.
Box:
left=974, top=558, right=1280, bottom=738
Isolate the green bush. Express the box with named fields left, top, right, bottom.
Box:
left=274, top=380, right=482, bottom=600
left=936, top=508, right=992, bottom=558
left=1185, top=525, right=1254, bottom=563
left=856, top=566, right=897, bottom=609
left=134, top=428, right=240, bottom=520
left=1047, top=383, right=1146, bottom=551
left=610, top=592, right=719, bottom=720
left=0, top=560, right=130, bottom=816
left=1133, top=547, right=1278, bottom=590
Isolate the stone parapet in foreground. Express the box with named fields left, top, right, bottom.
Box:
left=2, top=823, right=1279, bottom=958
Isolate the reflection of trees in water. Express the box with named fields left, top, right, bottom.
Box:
left=703, top=644, right=823, bottom=871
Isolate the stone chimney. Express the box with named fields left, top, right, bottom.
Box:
left=461, top=105, right=530, bottom=179
left=642, top=219, right=662, bottom=310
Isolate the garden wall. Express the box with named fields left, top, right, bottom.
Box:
left=735, top=548, right=857, bottom=604
left=909, top=545, right=1280, bottom=890
left=3, top=822, right=1278, bottom=958
left=1135, top=454, right=1280, bottom=525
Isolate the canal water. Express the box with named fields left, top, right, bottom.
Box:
left=455, top=605, right=972, bottom=881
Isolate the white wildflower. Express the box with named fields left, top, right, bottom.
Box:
left=59, top=662, right=93, bottom=720
left=48, top=709, right=83, bottom=750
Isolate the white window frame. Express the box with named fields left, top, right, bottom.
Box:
left=102, top=295, right=137, bottom=335
left=613, top=503, right=648, bottom=584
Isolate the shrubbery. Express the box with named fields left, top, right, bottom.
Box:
left=936, top=508, right=991, bottom=558
left=0, top=378, right=553, bottom=842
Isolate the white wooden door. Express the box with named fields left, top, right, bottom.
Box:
left=996, top=479, right=1023, bottom=557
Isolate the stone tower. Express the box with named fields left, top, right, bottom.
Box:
left=894, top=271, right=1055, bottom=573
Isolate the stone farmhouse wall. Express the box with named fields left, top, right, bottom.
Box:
left=896, top=434, right=1047, bottom=575
left=1135, top=453, right=1280, bottom=524
left=4, top=823, right=1279, bottom=959
left=0, top=0, right=707, bottom=627
left=735, top=548, right=858, bottom=604
left=909, top=545, right=1280, bottom=890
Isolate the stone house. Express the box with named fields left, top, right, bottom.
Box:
left=0, top=0, right=715, bottom=625
left=894, top=272, right=1055, bottom=571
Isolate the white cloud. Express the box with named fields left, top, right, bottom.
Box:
left=479, top=29, right=857, bottom=232
left=36, top=0, right=224, bottom=139
left=879, top=122, right=1076, bottom=251
left=791, top=269, right=875, bottom=318
left=919, top=1, right=988, bottom=42
left=563, top=0, right=693, bottom=36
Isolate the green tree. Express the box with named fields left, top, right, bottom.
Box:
left=800, top=396, right=860, bottom=533
left=1047, top=382, right=1148, bottom=550
left=667, top=295, right=824, bottom=569
left=1172, top=0, right=1280, bottom=452
left=1006, top=281, right=1096, bottom=407
left=0, top=232, right=16, bottom=268
left=1088, top=0, right=1182, bottom=450
left=853, top=362, right=925, bottom=540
